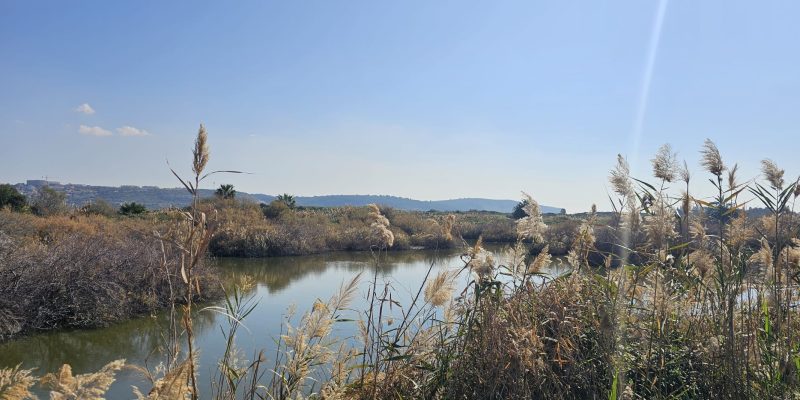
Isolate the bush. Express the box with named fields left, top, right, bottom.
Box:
left=30, top=186, right=67, bottom=216
left=119, top=202, right=147, bottom=216
left=0, top=211, right=219, bottom=340
left=0, top=184, right=26, bottom=211
left=261, top=200, right=290, bottom=219
left=80, top=199, right=116, bottom=217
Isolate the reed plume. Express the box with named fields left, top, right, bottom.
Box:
left=680, top=160, right=691, bottom=184
left=443, top=214, right=456, bottom=241
left=643, top=197, right=677, bottom=249
left=367, top=204, right=394, bottom=248
left=41, top=360, right=125, bottom=400
left=761, top=158, right=785, bottom=190
left=0, top=365, right=36, bottom=400
left=192, top=124, right=209, bottom=176
left=748, top=238, right=774, bottom=282
left=272, top=272, right=361, bottom=398
left=700, top=139, right=724, bottom=177
left=727, top=163, right=739, bottom=190
left=515, top=192, right=546, bottom=242
left=133, top=357, right=195, bottom=400
left=651, top=143, right=677, bottom=182
left=468, top=238, right=495, bottom=279
left=527, top=245, right=551, bottom=275
left=610, top=154, right=633, bottom=197
left=689, top=249, right=714, bottom=282
left=424, top=269, right=456, bottom=307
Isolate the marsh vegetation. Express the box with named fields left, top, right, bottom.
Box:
left=3, top=131, right=800, bottom=399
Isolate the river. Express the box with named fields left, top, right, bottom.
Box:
left=0, top=245, right=567, bottom=398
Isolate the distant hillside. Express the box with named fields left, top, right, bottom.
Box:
left=13, top=181, right=262, bottom=211
left=278, top=195, right=562, bottom=214
left=11, top=181, right=562, bottom=214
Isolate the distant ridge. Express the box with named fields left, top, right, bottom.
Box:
left=273, top=195, right=561, bottom=214
left=12, top=181, right=563, bottom=214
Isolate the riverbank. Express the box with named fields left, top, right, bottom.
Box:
left=0, top=246, right=531, bottom=398
left=205, top=198, right=598, bottom=257
left=0, top=211, right=220, bottom=342
left=0, top=201, right=591, bottom=342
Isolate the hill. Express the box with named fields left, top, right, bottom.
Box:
left=11, top=180, right=562, bottom=214
left=282, top=195, right=562, bottom=214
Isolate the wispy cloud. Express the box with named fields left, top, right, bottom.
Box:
left=74, top=103, right=95, bottom=115
left=117, top=125, right=150, bottom=137
left=79, top=124, right=112, bottom=137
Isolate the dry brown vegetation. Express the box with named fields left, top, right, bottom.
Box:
left=208, top=200, right=465, bottom=256
left=192, top=140, right=800, bottom=399
left=0, top=209, right=219, bottom=342
left=207, top=198, right=588, bottom=258
left=7, top=133, right=800, bottom=399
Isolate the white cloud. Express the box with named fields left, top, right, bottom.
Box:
left=117, top=125, right=150, bottom=137
left=74, top=103, right=95, bottom=115
left=78, top=124, right=112, bottom=137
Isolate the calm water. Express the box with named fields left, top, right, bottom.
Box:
left=0, top=245, right=566, bottom=398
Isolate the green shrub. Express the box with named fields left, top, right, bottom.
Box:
left=0, top=184, right=26, bottom=212
left=119, top=202, right=147, bottom=216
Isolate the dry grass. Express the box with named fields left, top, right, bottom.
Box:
left=9, top=132, right=800, bottom=399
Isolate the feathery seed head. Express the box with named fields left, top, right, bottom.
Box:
left=43, top=359, right=125, bottom=400
left=643, top=198, right=677, bottom=247
left=192, top=124, right=210, bottom=176
left=727, top=163, right=740, bottom=190
left=610, top=154, right=633, bottom=197
left=566, top=249, right=580, bottom=268
left=367, top=203, right=380, bottom=215
left=516, top=192, right=547, bottom=242
left=367, top=204, right=394, bottom=248
left=424, top=270, right=456, bottom=307
left=651, top=143, right=678, bottom=182
left=700, top=139, right=724, bottom=177
left=0, top=365, right=37, bottom=400
left=371, top=223, right=394, bottom=248
left=133, top=357, right=194, bottom=400
left=690, top=250, right=714, bottom=281
left=747, top=239, right=773, bottom=281
left=469, top=244, right=495, bottom=279
left=761, top=158, right=785, bottom=190
left=443, top=214, right=456, bottom=241
left=679, top=160, right=691, bottom=184
left=727, top=211, right=751, bottom=248
left=312, top=299, right=328, bottom=313
left=527, top=245, right=551, bottom=275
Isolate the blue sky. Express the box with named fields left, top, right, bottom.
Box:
left=2, top=1, right=799, bottom=211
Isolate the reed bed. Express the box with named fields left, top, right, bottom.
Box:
left=206, top=199, right=582, bottom=258
left=5, top=134, right=800, bottom=399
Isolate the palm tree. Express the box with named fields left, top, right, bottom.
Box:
left=276, top=193, right=296, bottom=209
left=215, top=184, right=236, bottom=200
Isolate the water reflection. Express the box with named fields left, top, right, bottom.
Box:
left=0, top=306, right=219, bottom=371
left=220, top=249, right=459, bottom=294
left=0, top=245, right=549, bottom=397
